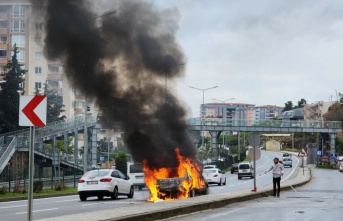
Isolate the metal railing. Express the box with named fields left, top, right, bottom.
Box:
left=188, top=118, right=342, bottom=129
left=0, top=137, right=17, bottom=174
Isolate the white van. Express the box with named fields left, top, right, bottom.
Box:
left=237, top=162, right=254, bottom=179
left=127, top=162, right=145, bottom=190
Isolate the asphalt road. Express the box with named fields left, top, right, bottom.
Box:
left=159, top=165, right=343, bottom=221
left=0, top=150, right=301, bottom=221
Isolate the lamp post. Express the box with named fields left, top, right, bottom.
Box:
left=211, top=98, right=235, bottom=147
left=189, top=85, right=218, bottom=149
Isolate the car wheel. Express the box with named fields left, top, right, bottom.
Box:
left=218, top=178, right=222, bottom=186
left=204, top=185, right=209, bottom=195
left=111, top=187, right=118, bottom=200
left=231, top=171, right=233, bottom=174
left=238, top=176, right=242, bottom=180
left=290, top=165, right=292, bottom=168
left=127, top=186, right=134, bottom=198
left=223, top=178, right=226, bottom=185
left=79, top=194, right=87, bottom=201
left=97, top=195, right=104, bottom=200
left=138, top=186, right=143, bottom=190
left=189, top=188, right=195, bottom=198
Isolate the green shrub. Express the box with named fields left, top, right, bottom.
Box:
left=0, top=185, right=8, bottom=195
left=33, top=180, right=43, bottom=192
left=115, top=151, right=128, bottom=175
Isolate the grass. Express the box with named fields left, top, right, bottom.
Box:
left=0, top=187, right=77, bottom=199
left=316, top=164, right=337, bottom=170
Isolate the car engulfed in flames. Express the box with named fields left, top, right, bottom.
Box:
left=143, top=148, right=208, bottom=201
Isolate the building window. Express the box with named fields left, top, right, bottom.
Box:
left=35, top=52, right=42, bottom=59
left=0, top=6, right=8, bottom=13
left=35, top=35, right=42, bottom=45
left=0, top=20, right=7, bottom=29
left=0, top=35, right=7, bottom=44
left=35, top=82, right=42, bottom=89
left=12, top=5, right=25, bottom=18
left=0, top=49, right=6, bottom=58
left=35, top=23, right=43, bottom=30
left=35, top=67, right=42, bottom=74
left=11, top=35, right=25, bottom=47
left=11, top=20, right=25, bottom=32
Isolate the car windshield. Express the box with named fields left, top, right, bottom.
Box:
left=239, top=164, right=250, bottom=169
left=84, top=170, right=109, bottom=177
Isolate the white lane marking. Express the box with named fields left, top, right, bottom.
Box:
left=15, top=208, right=58, bottom=214
left=0, top=205, right=26, bottom=209
left=81, top=203, right=100, bottom=207
left=55, top=199, right=77, bottom=203
left=0, top=195, right=77, bottom=204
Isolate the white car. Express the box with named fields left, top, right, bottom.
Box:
left=202, top=168, right=226, bottom=186
left=339, top=163, right=343, bottom=172
left=78, top=169, right=134, bottom=201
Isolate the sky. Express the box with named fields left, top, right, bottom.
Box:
left=153, top=0, right=343, bottom=118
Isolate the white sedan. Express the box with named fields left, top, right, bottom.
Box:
left=78, top=169, right=134, bottom=201
left=202, top=168, right=226, bottom=186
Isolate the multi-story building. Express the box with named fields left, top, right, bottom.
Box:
left=255, top=105, right=283, bottom=121
left=0, top=0, right=87, bottom=119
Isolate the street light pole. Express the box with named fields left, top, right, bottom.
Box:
left=189, top=85, right=218, bottom=149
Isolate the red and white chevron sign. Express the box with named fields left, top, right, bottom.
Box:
left=19, top=95, right=47, bottom=127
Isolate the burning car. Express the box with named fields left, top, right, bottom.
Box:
left=155, top=168, right=209, bottom=199
left=144, top=148, right=208, bottom=201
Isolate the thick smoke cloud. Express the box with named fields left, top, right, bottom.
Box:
left=39, top=0, right=195, bottom=169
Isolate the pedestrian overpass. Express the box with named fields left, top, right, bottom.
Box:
left=187, top=118, right=342, bottom=164
left=0, top=117, right=341, bottom=178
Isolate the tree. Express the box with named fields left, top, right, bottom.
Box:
left=35, top=82, right=66, bottom=123
left=115, top=151, right=128, bottom=175
left=294, top=98, right=307, bottom=109
left=283, top=101, right=293, bottom=111
left=0, top=45, right=27, bottom=133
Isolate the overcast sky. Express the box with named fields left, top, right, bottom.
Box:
left=154, top=0, right=343, bottom=118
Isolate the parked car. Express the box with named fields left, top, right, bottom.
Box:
left=237, top=162, right=254, bottom=179
left=203, top=165, right=218, bottom=170
left=77, top=169, right=134, bottom=201
left=231, top=163, right=239, bottom=174
left=202, top=168, right=226, bottom=185
left=282, top=157, right=292, bottom=167
left=156, top=169, right=209, bottom=199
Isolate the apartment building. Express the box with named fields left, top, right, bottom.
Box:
left=0, top=0, right=86, bottom=119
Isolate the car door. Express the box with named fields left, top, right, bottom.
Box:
left=111, top=170, right=123, bottom=193
left=117, top=170, right=130, bottom=194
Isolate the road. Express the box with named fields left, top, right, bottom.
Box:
left=0, top=151, right=301, bottom=221
left=159, top=165, right=343, bottom=221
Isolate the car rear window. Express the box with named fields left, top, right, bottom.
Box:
left=130, top=164, right=143, bottom=173
left=239, top=164, right=250, bottom=169
left=84, top=170, right=109, bottom=177
left=203, top=169, right=216, bottom=173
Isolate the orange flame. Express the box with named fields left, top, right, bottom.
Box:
left=143, top=148, right=205, bottom=201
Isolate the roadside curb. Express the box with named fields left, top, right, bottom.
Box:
left=0, top=192, right=77, bottom=203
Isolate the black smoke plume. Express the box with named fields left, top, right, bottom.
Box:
left=38, top=0, right=195, bottom=169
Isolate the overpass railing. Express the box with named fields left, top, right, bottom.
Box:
left=188, top=118, right=342, bottom=129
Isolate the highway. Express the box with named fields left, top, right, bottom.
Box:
left=0, top=151, right=301, bottom=221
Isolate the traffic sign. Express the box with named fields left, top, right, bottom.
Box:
left=19, top=95, right=47, bottom=127
left=99, top=155, right=105, bottom=163
left=248, top=134, right=261, bottom=147
left=330, top=154, right=337, bottom=159
left=316, top=150, right=322, bottom=156
left=248, top=147, right=261, bottom=161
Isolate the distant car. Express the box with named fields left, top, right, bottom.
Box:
left=339, top=163, right=343, bottom=172
left=282, top=153, right=292, bottom=158
left=282, top=157, right=292, bottom=168
left=231, top=163, right=239, bottom=174
left=202, top=168, right=226, bottom=185
left=237, top=162, right=254, bottom=179
left=78, top=169, right=134, bottom=201
left=127, top=162, right=145, bottom=190
left=203, top=165, right=218, bottom=170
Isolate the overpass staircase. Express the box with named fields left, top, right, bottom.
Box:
left=0, top=115, right=97, bottom=175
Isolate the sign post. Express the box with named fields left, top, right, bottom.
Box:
left=19, top=95, right=46, bottom=221
left=248, top=134, right=261, bottom=192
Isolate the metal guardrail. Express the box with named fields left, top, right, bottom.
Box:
left=0, top=137, right=16, bottom=174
